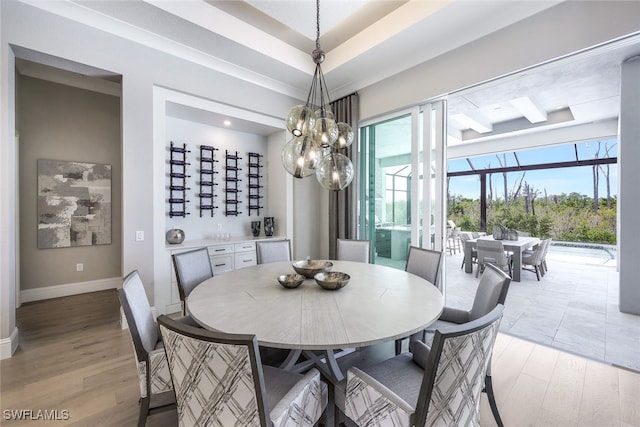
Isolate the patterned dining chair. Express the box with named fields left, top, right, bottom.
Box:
left=340, top=305, right=504, bottom=427
left=157, top=315, right=328, bottom=427
left=172, top=247, right=213, bottom=315
left=336, top=238, right=371, bottom=263
left=256, top=239, right=292, bottom=264
left=413, top=262, right=512, bottom=426
left=118, top=270, right=174, bottom=427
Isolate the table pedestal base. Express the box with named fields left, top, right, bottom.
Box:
left=279, top=348, right=356, bottom=382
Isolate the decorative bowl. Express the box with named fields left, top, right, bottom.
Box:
left=314, top=271, right=350, bottom=290
left=292, top=260, right=333, bottom=278
left=166, top=229, right=185, bottom=244
left=277, top=273, right=306, bottom=289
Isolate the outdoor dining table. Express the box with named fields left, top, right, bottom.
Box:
left=186, top=260, right=444, bottom=382
left=464, top=235, right=541, bottom=282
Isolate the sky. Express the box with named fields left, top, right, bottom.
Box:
left=447, top=140, right=617, bottom=200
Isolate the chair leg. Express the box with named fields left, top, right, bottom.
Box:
left=395, top=338, right=403, bottom=355
left=138, top=396, right=150, bottom=427
left=535, top=265, right=540, bottom=281
left=484, top=374, right=504, bottom=427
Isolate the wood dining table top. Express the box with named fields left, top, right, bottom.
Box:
left=186, top=260, right=444, bottom=351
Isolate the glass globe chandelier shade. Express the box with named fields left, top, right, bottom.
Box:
left=313, top=117, right=338, bottom=147
left=286, top=105, right=315, bottom=137
left=335, top=122, right=354, bottom=149
left=315, top=151, right=354, bottom=191
left=281, top=135, right=320, bottom=179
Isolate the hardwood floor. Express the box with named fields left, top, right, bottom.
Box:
left=1, top=289, right=638, bottom=426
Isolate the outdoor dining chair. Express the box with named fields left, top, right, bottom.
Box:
left=157, top=315, right=328, bottom=426
left=339, top=305, right=504, bottom=427
left=522, top=238, right=551, bottom=280
left=476, top=239, right=512, bottom=278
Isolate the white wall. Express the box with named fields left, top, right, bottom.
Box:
left=619, top=56, right=640, bottom=315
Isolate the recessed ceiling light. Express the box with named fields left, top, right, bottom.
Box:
left=223, top=120, right=231, bottom=126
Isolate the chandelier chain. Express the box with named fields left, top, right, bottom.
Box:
left=315, top=0, right=321, bottom=50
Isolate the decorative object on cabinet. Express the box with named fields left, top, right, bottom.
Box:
left=251, top=220, right=261, bottom=237
left=37, top=159, right=112, bottom=248
left=166, top=228, right=185, bottom=244
left=169, top=142, right=190, bottom=218
left=264, top=216, right=274, bottom=237
left=281, top=0, right=354, bottom=191
left=224, top=150, right=243, bottom=216
left=199, top=145, right=219, bottom=217
left=247, top=152, right=264, bottom=216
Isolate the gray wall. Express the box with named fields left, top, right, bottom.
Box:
left=17, top=75, right=121, bottom=289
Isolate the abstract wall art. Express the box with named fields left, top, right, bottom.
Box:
left=37, top=159, right=112, bottom=249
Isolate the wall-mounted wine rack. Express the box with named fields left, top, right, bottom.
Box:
left=247, top=152, right=264, bottom=216
left=169, top=142, right=191, bottom=218
left=224, top=150, right=243, bottom=216
left=199, top=145, right=219, bottom=217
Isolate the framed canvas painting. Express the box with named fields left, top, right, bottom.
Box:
left=37, top=159, right=112, bottom=248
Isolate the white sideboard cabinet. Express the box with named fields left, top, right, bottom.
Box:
left=164, top=236, right=282, bottom=314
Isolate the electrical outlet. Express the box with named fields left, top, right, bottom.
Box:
left=76, top=263, right=84, bottom=272
left=136, top=231, right=144, bottom=241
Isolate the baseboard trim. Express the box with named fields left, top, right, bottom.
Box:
left=21, top=277, right=120, bottom=303
left=0, top=327, right=19, bottom=360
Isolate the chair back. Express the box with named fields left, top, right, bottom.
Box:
left=459, top=232, right=472, bottom=244
left=172, top=248, right=213, bottom=303
left=476, top=239, right=510, bottom=269
left=118, top=270, right=158, bottom=361
left=256, top=239, right=291, bottom=264
left=413, top=305, right=504, bottom=427
left=526, top=239, right=548, bottom=265
left=469, top=263, right=511, bottom=321
left=337, top=238, right=371, bottom=263
left=405, top=246, right=442, bottom=286
left=157, top=315, right=270, bottom=427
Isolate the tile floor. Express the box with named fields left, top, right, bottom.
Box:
left=442, top=245, right=640, bottom=372
left=376, top=243, right=639, bottom=372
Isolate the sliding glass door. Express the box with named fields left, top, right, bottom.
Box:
left=359, top=101, right=447, bottom=279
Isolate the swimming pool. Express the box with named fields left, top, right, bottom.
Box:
left=548, top=241, right=617, bottom=266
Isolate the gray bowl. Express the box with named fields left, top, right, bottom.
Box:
left=292, top=260, right=333, bottom=279
left=314, top=271, right=350, bottom=290
left=277, top=273, right=305, bottom=289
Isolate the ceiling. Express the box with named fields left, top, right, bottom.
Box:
left=15, top=0, right=640, bottom=142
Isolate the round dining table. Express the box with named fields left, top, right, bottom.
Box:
left=187, top=260, right=443, bottom=381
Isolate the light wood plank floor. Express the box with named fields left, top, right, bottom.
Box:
left=1, top=289, right=638, bottom=426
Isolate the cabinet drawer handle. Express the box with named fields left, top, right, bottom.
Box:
left=242, top=259, right=251, bottom=263
left=214, top=248, right=225, bottom=252
left=215, top=263, right=226, bottom=267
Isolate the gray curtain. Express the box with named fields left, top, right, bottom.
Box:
left=328, top=93, right=359, bottom=259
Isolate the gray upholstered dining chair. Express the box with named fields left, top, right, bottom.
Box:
left=118, top=270, right=175, bottom=427
left=395, top=246, right=443, bottom=354
left=172, top=247, right=213, bottom=315
left=157, top=314, right=328, bottom=427
left=256, top=239, right=292, bottom=264
left=339, top=305, right=504, bottom=427
left=476, top=239, right=512, bottom=277
left=414, top=262, right=512, bottom=426
left=336, top=238, right=371, bottom=263
left=405, top=246, right=442, bottom=286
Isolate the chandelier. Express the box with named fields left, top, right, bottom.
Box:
left=281, top=0, right=354, bottom=191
